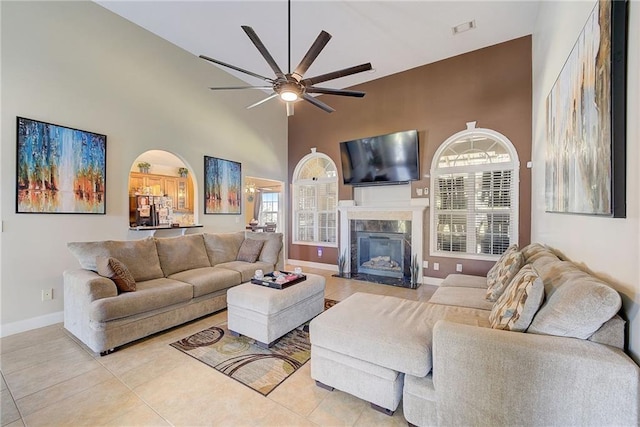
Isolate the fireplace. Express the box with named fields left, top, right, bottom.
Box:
left=337, top=186, right=428, bottom=286
left=357, top=232, right=405, bottom=278
left=349, top=219, right=412, bottom=283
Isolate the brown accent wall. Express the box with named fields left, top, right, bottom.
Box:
left=288, top=36, right=532, bottom=278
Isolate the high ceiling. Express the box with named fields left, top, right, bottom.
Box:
left=96, top=1, right=540, bottom=91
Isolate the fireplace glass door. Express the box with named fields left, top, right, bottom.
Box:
left=356, top=232, right=404, bottom=278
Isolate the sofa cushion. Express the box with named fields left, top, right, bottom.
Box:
left=587, top=315, right=625, bottom=349
left=216, top=260, right=274, bottom=282
left=429, top=287, right=494, bottom=311
left=489, top=264, right=544, bottom=332
left=203, top=232, right=245, bottom=266
left=68, top=237, right=164, bottom=282
left=244, top=232, right=283, bottom=265
left=520, top=242, right=557, bottom=262
left=485, top=246, right=524, bottom=302
left=155, top=234, right=211, bottom=276
left=168, top=267, right=241, bottom=298
left=236, top=238, right=265, bottom=263
left=440, top=274, right=488, bottom=289
left=89, top=278, right=193, bottom=322
left=527, top=272, right=622, bottom=339
left=96, top=257, right=136, bottom=293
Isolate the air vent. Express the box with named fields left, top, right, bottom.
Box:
left=452, top=20, right=476, bottom=35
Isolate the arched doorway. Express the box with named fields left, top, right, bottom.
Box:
left=128, top=150, right=196, bottom=227
left=244, top=176, right=284, bottom=232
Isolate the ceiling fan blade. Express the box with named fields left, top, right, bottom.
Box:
left=303, top=93, right=335, bottom=113
left=301, top=63, right=373, bottom=86
left=306, top=87, right=366, bottom=98
left=247, top=93, right=279, bottom=109
left=292, top=31, right=332, bottom=81
left=208, top=86, right=273, bottom=91
left=199, top=55, right=274, bottom=83
left=241, top=26, right=286, bottom=79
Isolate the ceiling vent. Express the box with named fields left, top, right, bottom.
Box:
left=452, top=20, right=476, bottom=35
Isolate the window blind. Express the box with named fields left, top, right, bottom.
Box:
left=434, top=169, right=514, bottom=256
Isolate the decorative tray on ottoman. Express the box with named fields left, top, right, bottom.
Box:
left=251, top=271, right=307, bottom=289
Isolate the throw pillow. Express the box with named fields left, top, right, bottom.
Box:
left=527, top=276, right=621, bottom=339
left=485, top=245, right=524, bottom=302
left=489, top=264, right=544, bottom=332
left=236, top=238, right=265, bottom=263
left=96, top=256, right=136, bottom=293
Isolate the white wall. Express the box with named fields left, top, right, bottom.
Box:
left=532, top=1, right=639, bottom=362
left=0, top=1, right=287, bottom=334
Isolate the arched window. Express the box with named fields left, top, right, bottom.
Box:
left=430, top=122, right=519, bottom=259
left=292, top=149, right=338, bottom=246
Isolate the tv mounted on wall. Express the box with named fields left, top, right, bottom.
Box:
left=339, top=130, right=419, bottom=186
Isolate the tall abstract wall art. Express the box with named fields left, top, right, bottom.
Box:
left=545, top=0, right=627, bottom=217
left=204, top=155, right=241, bottom=214
left=16, top=117, right=107, bottom=214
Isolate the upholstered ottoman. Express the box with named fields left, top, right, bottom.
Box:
left=309, top=292, right=437, bottom=415
left=226, top=273, right=325, bottom=347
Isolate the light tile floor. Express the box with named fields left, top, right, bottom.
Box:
left=1, top=267, right=437, bottom=427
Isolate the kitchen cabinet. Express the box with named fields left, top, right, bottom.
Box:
left=129, top=172, right=193, bottom=212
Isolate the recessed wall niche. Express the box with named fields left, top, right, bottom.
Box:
left=128, top=150, right=196, bottom=227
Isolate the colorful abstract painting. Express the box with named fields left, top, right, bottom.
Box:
left=204, top=156, right=241, bottom=214
left=16, top=117, right=106, bottom=214
left=545, top=0, right=626, bottom=217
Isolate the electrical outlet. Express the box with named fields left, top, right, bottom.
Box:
left=422, top=260, right=429, bottom=269
left=41, top=289, right=53, bottom=301
left=456, top=263, right=463, bottom=272
left=317, top=247, right=323, bottom=257
left=433, top=262, right=439, bottom=271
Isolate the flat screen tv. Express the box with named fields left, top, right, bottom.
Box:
left=339, top=130, right=419, bottom=186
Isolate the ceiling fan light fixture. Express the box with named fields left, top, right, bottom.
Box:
left=280, top=90, right=299, bottom=102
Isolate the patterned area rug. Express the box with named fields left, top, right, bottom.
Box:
left=170, top=299, right=338, bottom=396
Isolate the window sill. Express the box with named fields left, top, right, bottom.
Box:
left=429, top=251, right=500, bottom=262
left=292, top=241, right=338, bottom=248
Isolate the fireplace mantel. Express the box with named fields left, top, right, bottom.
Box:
left=338, top=199, right=428, bottom=282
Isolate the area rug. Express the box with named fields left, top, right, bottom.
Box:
left=170, top=299, right=338, bottom=396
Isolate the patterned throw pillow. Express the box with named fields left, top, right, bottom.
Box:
left=489, top=264, right=544, bottom=331
left=485, top=245, right=524, bottom=302
left=236, top=238, right=265, bottom=263
left=96, top=256, right=136, bottom=293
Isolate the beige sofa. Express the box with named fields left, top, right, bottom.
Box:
left=309, top=243, right=640, bottom=426
left=64, top=232, right=283, bottom=355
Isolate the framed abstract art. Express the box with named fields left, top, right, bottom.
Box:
left=16, top=117, right=107, bottom=214
left=204, top=155, right=241, bottom=214
left=545, top=0, right=627, bottom=217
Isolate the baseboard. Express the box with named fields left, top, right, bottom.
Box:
left=423, top=276, right=444, bottom=286
left=0, top=311, right=64, bottom=338
left=287, top=259, right=338, bottom=272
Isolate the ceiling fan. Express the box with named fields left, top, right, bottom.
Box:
left=199, top=0, right=372, bottom=116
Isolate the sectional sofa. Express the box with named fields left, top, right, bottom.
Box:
left=310, top=243, right=640, bottom=426
left=64, top=231, right=283, bottom=354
